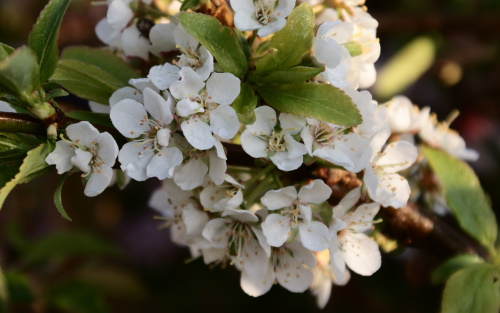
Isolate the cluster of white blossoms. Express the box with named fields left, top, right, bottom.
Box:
left=42, top=0, right=479, bottom=309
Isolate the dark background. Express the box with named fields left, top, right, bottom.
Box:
left=0, top=0, right=499, bottom=312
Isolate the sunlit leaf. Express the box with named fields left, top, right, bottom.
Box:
left=432, top=254, right=483, bottom=285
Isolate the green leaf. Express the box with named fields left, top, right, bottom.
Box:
left=28, top=0, right=71, bottom=83
left=66, top=111, right=113, bottom=128
left=61, top=46, right=139, bottom=86
left=4, top=271, right=34, bottom=304
left=441, top=263, right=500, bottom=313
left=255, top=4, right=315, bottom=75
left=0, top=266, right=6, bottom=312
left=232, top=83, right=258, bottom=125
left=375, top=37, right=435, bottom=100
left=49, top=282, right=108, bottom=313
left=22, top=231, right=121, bottom=266
left=257, top=83, right=362, bottom=126
left=250, top=66, right=324, bottom=84
left=178, top=12, right=248, bottom=77
left=44, top=88, right=69, bottom=100
left=0, top=47, right=39, bottom=97
left=422, top=147, right=498, bottom=249
left=0, top=132, right=42, bottom=160
left=180, top=0, right=200, bottom=11
left=50, top=59, right=122, bottom=104
left=0, top=43, right=14, bottom=62
left=54, top=173, right=71, bottom=221
left=0, top=143, right=54, bottom=209
left=432, top=254, right=484, bottom=285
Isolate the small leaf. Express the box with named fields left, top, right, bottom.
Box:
left=432, top=254, right=484, bottom=285
left=250, top=66, right=323, bottom=84
left=61, top=47, right=139, bottom=86
left=257, top=83, right=362, bottom=126
left=66, top=111, right=113, bottom=128
left=0, top=132, right=42, bottom=160
left=44, top=88, right=69, bottom=100
left=255, top=4, right=315, bottom=75
left=54, top=173, right=71, bottom=221
left=179, top=12, right=248, bottom=77
left=22, top=231, right=121, bottom=266
left=50, top=59, right=122, bottom=104
left=375, top=37, right=435, bottom=100
left=441, top=263, right=500, bottom=313
left=0, top=143, right=54, bottom=209
left=28, top=0, right=71, bottom=83
left=0, top=43, right=14, bottom=61
left=0, top=47, right=39, bottom=97
left=423, top=147, right=498, bottom=249
left=180, top=0, right=200, bottom=11
left=232, top=83, right=258, bottom=125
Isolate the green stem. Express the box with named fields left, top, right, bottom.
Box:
left=0, top=112, right=45, bottom=134
left=244, top=163, right=275, bottom=188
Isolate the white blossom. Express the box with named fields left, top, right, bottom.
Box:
left=363, top=129, right=418, bottom=208
left=45, top=121, right=118, bottom=197
left=110, top=87, right=183, bottom=181
left=232, top=0, right=295, bottom=37
left=200, top=175, right=244, bottom=212
left=241, top=106, right=307, bottom=171
left=385, top=96, right=430, bottom=134
left=261, top=180, right=331, bottom=251
left=328, top=187, right=381, bottom=282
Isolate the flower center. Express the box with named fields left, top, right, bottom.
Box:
left=267, top=131, right=286, bottom=152
left=255, top=0, right=276, bottom=25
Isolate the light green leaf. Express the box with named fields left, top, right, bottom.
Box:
left=250, top=66, right=324, bottom=84
left=257, top=83, right=362, bottom=126
left=61, top=47, right=139, bottom=86
left=66, top=111, right=113, bottom=128
left=0, top=43, right=14, bottom=62
left=22, top=231, right=121, bottom=266
left=0, top=47, right=39, bottom=97
left=28, top=0, right=71, bottom=83
left=423, top=147, right=497, bottom=249
left=50, top=59, right=122, bottom=104
left=255, top=4, right=315, bottom=75
left=178, top=12, right=248, bottom=77
left=232, top=83, right=258, bottom=125
left=0, top=143, right=54, bottom=209
left=375, top=37, right=435, bottom=100
left=180, top=0, right=200, bottom=11
left=432, top=254, right=484, bottom=285
left=54, top=173, right=71, bottom=221
left=441, top=263, right=500, bottom=313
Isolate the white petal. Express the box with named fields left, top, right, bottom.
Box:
left=173, top=158, right=208, bottom=190
left=109, top=87, right=143, bottom=107
left=107, top=0, right=133, bottom=29
left=300, top=126, right=315, bottom=156
left=118, top=141, right=154, bottom=181
left=342, top=232, right=381, bottom=276
left=270, top=151, right=303, bottom=171
left=261, top=214, right=291, bottom=247
left=176, top=98, right=203, bottom=117
left=66, top=121, right=100, bottom=147
left=240, top=266, right=274, bottom=297
left=183, top=205, right=209, bottom=237
left=275, top=0, right=295, bottom=17
left=234, top=11, right=261, bottom=32
left=149, top=23, right=177, bottom=56
left=210, top=105, right=240, bottom=140
left=328, top=236, right=347, bottom=282
left=240, top=130, right=268, bottom=158
left=45, top=140, right=75, bottom=174
left=122, top=27, right=150, bottom=60
left=246, top=106, right=276, bottom=136
left=221, top=208, right=258, bottom=223
left=206, top=73, right=241, bottom=105
left=257, top=18, right=286, bottom=37
left=97, top=132, right=119, bottom=165
left=95, top=19, right=121, bottom=47
left=280, top=113, right=306, bottom=136
left=173, top=24, right=199, bottom=52
left=71, top=149, right=92, bottom=173
left=181, top=118, right=216, bottom=150
left=376, top=141, right=417, bottom=173
left=148, top=63, right=181, bottom=91
left=208, top=149, right=226, bottom=185
left=231, top=0, right=255, bottom=13
left=169, top=67, right=204, bottom=100
left=110, top=99, right=150, bottom=138
left=146, top=147, right=183, bottom=180
left=298, top=179, right=332, bottom=204
left=299, top=221, right=330, bottom=251
left=332, top=187, right=361, bottom=219
left=284, top=133, right=307, bottom=159
left=275, top=242, right=315, bottom=292
left=88, top=101, right=110, bottom=113
left=156, top=128, right=171, bottom=147
left=84, top=165, right=113, bottom=197
left=202, top=218, right=231, bottom=248
left=143, top=87, right=174, bottom=125
left=261, top=186, right=297, bottom=210
left=128, top=78, right=158, bottom=93
left=195, top=47, right=214, bottom=81
left=347, top=203, right=380, bottom=233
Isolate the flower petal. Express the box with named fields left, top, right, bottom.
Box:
left=206, top=72, right=241, bottom=105
left=147, top=63, right=181, bottom=91
left=299, top=221, right=330, bottom=252
left=181, top=118, right=216, bottom=150
left=261, top=186, right=297, bottom=210
left=146, top=147, right=183, bottom=180
left=109, top=87, right=143, bottom=107
left=143, top=87, right=174, bottom=125
left=45, top=140, right=75, bottom=174
left=209, top=149, right=226, bottom=185
left=376, top=141, right=418, bottom=173
left=240, top=130, right=268, bottom=158
left=261, top=213, right=291, bottom=247
left=84, top=165, right=113, bottom=197
left=97, top=132, right=119, bottom=165
left=341, top=232, right=381, bottom=276
left=210, top=105, right=239, bottom=140
left=66, top=121, right=100, bottom=147
left=110, top=99, right=150, bottom=138
left=169, top=67, right=204, bottom=100
left=246, top=106, right=276, bottom=137
left=298, top=179, right=332, bottom=204
left=173, top=158, right=208, bottom=190
left=118, top=141, right=154, bottom=181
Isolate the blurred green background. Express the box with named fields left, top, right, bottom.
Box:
left=0, top=0, right=499, bottom=312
